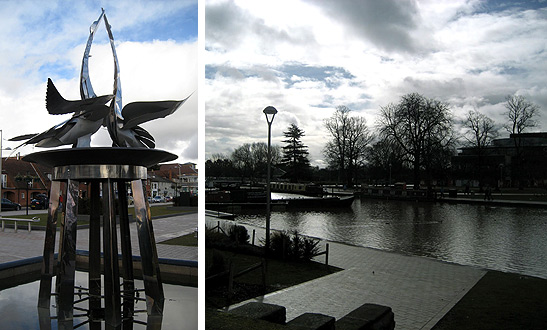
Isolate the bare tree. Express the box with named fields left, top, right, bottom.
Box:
left=324, top=105, right=372, bottom=187
left=463, top=109, right=498, bottom=187
left=504, top=95, right=539, bottom=136
left=464, top=110, right=498, bottom=148
left=365, top=137, right=407, bottom=184
left=231, top=142, right=280, bottom=183
left=504, top=95, right=540, bottom=187
left=377, top=93, right=455, bottom=189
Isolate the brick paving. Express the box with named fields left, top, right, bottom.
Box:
left=217, top=218, right=487, bottom=330
left=0, top=212, right=198, bottom=264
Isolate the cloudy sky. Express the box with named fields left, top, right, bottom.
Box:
left=0, top=1, right=198, bottom=163
left=205, top=0, right=547, bottom=167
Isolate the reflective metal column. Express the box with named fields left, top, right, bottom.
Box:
left=30, top=148, right=174, bottom=328
left=38, top=181, right=61, bottom=309
left=132, top=179, right=164, bottom=315
left=56, top=178, right=80, bottom=323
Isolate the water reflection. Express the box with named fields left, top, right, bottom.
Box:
left=0, top=272, right=197, bottom=329
left=235, top=197, right=547, bottom=279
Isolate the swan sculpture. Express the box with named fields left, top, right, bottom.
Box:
left=10, top=8, right=190, bottom=149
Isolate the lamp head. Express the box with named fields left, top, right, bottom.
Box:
left=263, top=106, right=278, bottom=124
left=263, top=106, right=278, bottom=115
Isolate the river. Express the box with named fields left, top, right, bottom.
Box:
left=229, top=194, right=547, bottom=279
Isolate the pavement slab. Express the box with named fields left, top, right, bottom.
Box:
left=219, top=218, right=486, bottom=330
left=0, top=213, right=198, bottom=264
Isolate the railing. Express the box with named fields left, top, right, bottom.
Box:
left=1, top=217, right=40, bottom=232
left=314, top=243, right=330, bottom=266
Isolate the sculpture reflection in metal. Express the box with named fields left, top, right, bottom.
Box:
left=10, top=8, right=191, bottom=149
left=20, top=8, right=189, bottom=329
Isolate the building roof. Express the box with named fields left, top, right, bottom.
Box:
left=2, top=156, right=52, bottom=189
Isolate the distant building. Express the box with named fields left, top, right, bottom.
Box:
left=452, top=132, right=547, bottom=188
left=1, top=155, right=52, bottom=206
left=147, top=173, right=176, bottom=198
left=147, top=162, right=198, bottom=197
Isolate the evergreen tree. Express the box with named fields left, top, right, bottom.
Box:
left=281, top=123, right=310, bottom=182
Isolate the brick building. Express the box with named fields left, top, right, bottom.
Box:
left=1, top=155, right=52, bottom=207
left=149, top=162, right=198, bottom=196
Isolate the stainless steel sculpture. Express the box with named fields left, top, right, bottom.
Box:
left=19, top=8, right=189, bottom=329
left=10, top=8, right=190, bottom=149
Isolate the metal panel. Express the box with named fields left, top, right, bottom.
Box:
left=103, top=179, right=122, bottom=327
left=56, top=179, right=79, bottom=322
left=38, top=180, right=61, bottom=308
left=131, top=179, right=164, bottom=315
left=54, top=164, right=147, bottom=180
left=117, top=180, right=135, bottom=325
left=88, top=181, right=101, bottom=318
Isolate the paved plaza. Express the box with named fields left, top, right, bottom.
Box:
left=0, top=211, right=198, bottom=264
left=220, top=219, right=487, bottom=330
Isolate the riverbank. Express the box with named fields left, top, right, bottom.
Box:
left=212, top=218, right=487, bottom=329
left=207, top=214, right=547, bottom=329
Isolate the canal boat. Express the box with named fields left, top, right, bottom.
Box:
left=270, top=182, right=325, bottom=196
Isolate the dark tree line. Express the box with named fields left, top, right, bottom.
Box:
left=207, top=93, right=540, bottom=188
left=205, top=124, right=313, bottom=183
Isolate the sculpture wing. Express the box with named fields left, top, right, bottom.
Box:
left=121, top=95, right=191, bottom=129
left=8, top=133, right=40, bottom=141
left=8, top=119, right=74, bottom=149
left=46, top=78, right=113, bottom=115
left=133, top=126, right=155, bottom=148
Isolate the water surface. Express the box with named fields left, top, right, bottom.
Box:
left=235, top=196, right=547, bottom=278
left=0, top=272, right=197, bottom=329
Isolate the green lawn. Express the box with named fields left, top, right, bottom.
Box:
left=160, top=232, right=198, bottom=246
left=206, top=248, right=341, bottom=308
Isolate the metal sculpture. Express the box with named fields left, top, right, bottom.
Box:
left=21, top=8, right=189, bottom=329
left=10, top=8, right=190, bottom=149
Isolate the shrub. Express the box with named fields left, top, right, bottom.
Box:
left=228, top=225, right=250, bottom=245
left=302, top=236, right=320, bottom=260
left=268, top=230, right=320, bottom=262
left=270, top=231, right=291, bottom=258
left=205, top=224, right=230, bottom=247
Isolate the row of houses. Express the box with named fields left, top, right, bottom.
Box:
left=1, top=155, right=198, bottom=207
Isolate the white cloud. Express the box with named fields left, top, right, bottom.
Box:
left=0, top=1, right=197, bottom=164
left=205, top=1, right=547, bottom=167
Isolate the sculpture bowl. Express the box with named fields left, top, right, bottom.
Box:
left=23, top=147, right=177, bottom=168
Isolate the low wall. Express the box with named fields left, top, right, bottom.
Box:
left=0, top=251, right=197, bottom=289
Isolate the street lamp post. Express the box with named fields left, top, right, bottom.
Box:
left=0, top=130, right=10, bottom=218
left=15, top=174, right=35, bottom=216
left=263, top=106, right=277, bottom=254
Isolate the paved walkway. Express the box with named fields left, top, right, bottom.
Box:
left=213, top=217, right=487, bottom=330
left=0, top=212, right=198, bottom=264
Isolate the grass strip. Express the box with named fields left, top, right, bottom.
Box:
left=206, top=308, right=286, bottom=330
left=160, top=232, right=198, bottom=246
left=433, top=270, right=547, bottom=330
left=206, top=248, right=341, bottom=309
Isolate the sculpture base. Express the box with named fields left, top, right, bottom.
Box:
left=24, top=148, right=176, bottom=327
